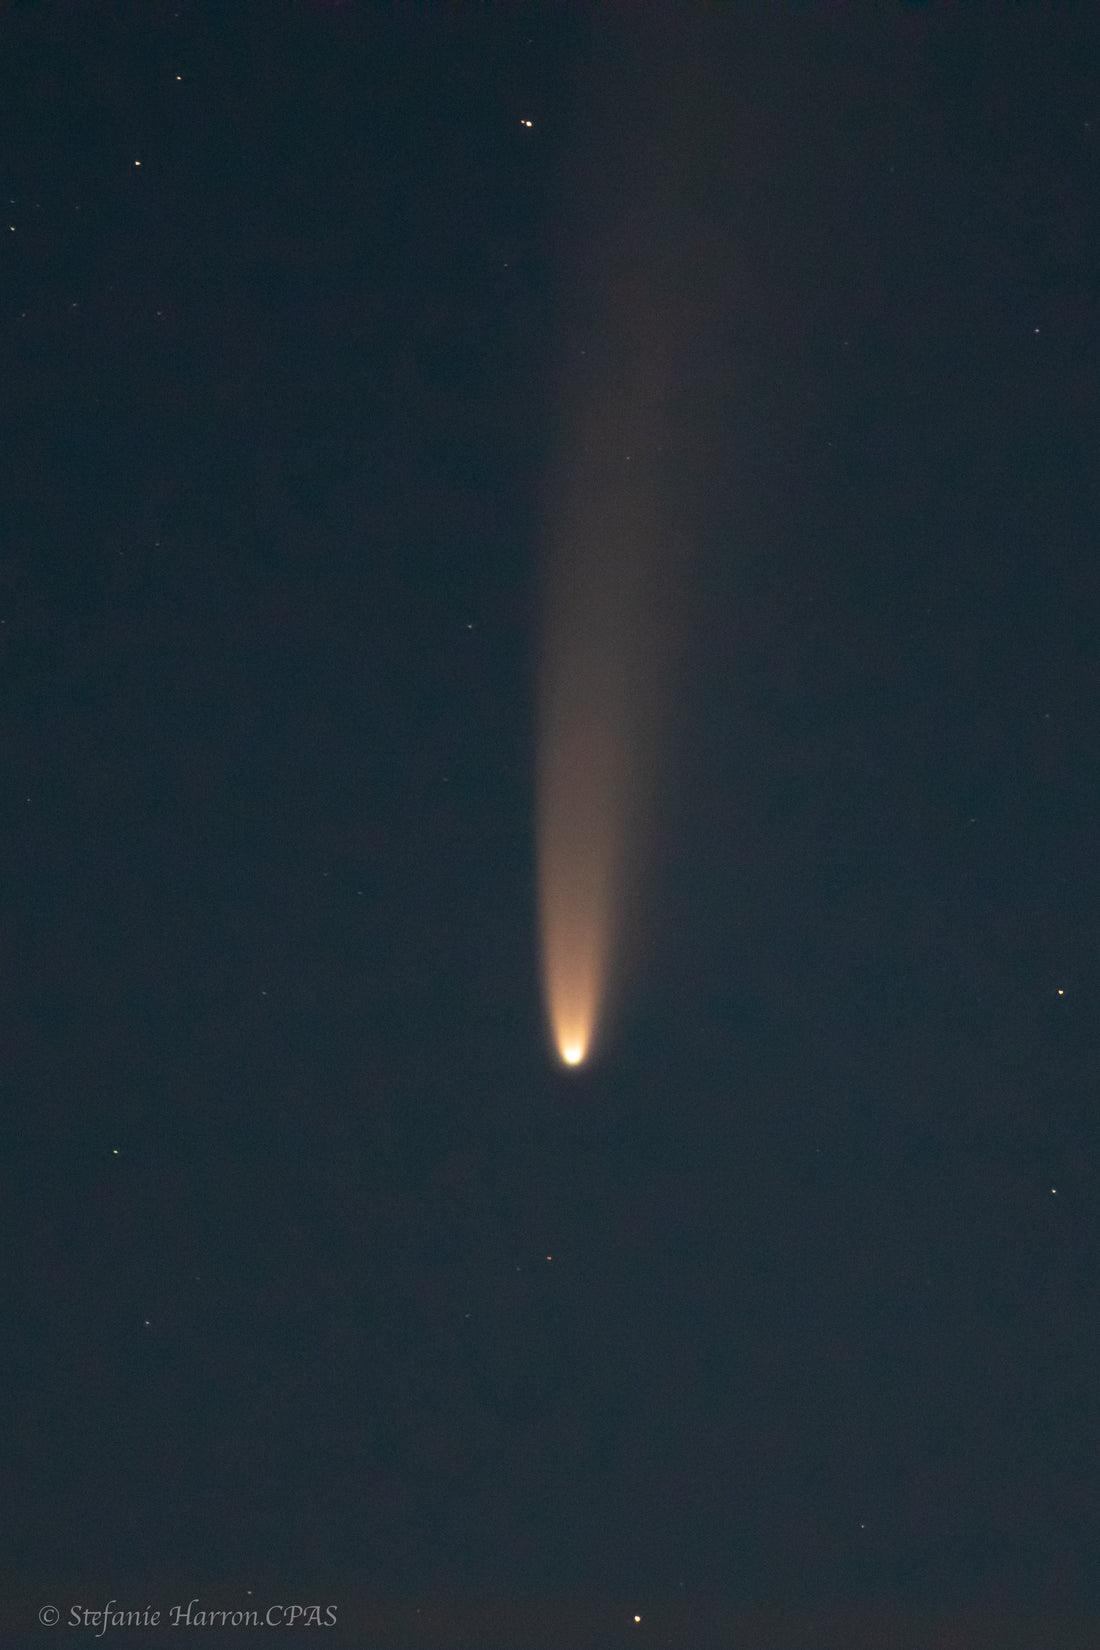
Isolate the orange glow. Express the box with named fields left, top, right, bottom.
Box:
left=537, top=481, right=646, bottom=1068
left=538, top=677, right=620, bottom=1066
left=536, top=412, right=664, bottom=1069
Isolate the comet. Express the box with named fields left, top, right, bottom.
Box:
left=535, top=16, right=712, bottom=1068
left=536, top=304, right=674, bottom=1069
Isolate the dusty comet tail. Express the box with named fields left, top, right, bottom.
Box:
left=535, top=305, right=674, bottom=1070
left=535, top=17, right=710, bottom=1068
left=537, top=432, right=662, bottom=1068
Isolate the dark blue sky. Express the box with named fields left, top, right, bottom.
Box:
left=3, top=6, right=1099, bottom=1646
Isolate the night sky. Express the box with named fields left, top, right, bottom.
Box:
left=4, top=6, right=1100, bottom=1647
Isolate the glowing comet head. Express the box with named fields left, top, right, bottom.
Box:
left=537, top=703, right=618, bottom=1071
left=541, top=890, right=600, bottom=1068
left=558, top=1032, right=588, bottom=1068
